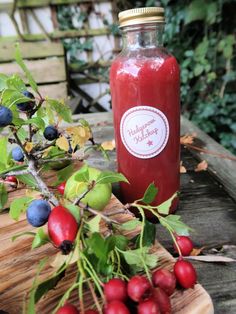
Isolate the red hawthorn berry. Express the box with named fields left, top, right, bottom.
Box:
left=174, top=258, right=197, bottom=289
left=48, top=206, right=78, bottom=254
left=57, top=181, right=66, bottom=195
left=56, top=303, right=79, bottom=314
left=104, top=278, right=127, bottom=302
left=152, top=269, right=176, bottom=296
left=127, top=275, right=152, bottom=302
left=174, top=236, right=194, bottom=256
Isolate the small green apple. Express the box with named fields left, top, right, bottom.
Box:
left=65, top=166, right=112, bottom=211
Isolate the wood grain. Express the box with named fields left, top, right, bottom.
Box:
left=0, top=166, right=214, bottom=314
left=0, top=57, right=66, bottom=84
left=0, top=42, right=64, bottom=63
left=30, top=82, right=68, bottom=100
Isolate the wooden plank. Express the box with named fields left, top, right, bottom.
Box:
left=181, top=115, right=236, bottom=201
left=30, top=82, right=68, bottom=100
left=0, top=0, right=107, bottom=11
left=0, top=29, right=110, bottom=42
left=0, top=42, right=64, bottom=63
left=0, top=164, right=213, bottom=313
left=0, top=57, right=66, bottom=84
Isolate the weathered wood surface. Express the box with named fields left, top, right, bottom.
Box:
left=71, top=112, right=236, bottom=314
left=0, top=0, right=107, bottom=11
left=0, top=42, right=64, bottom=63
left=181, top=115, right=236, bottom=202
left=31, top=82, right=68, bottom=100
left=0, top=57, right=66, bottom=84
left=0, top=178, right=213, bottom=314
left=0, top=29, right=110, bottom=42
left=0, top=112, right=235, bottom=314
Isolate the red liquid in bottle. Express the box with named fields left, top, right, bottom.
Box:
left=110, top=49, right=180, bottom=219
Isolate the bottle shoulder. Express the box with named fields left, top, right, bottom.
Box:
left=110, top=47, right=179, bottom=77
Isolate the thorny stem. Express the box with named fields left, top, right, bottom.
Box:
left=1, top=169, right=29, bottom=177
left=73, top=182, right=95, bottom=205
left=11, top=127, right=30, bottom=159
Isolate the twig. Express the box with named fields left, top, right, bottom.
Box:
left=34, top=140, right=57, bottom=154
left=73, top=183, right=95, bottom=205
left=28, top=160, right=59, bottom=206
left=0, top=169, right=29, bottom=177
left=10, top=127, right=30, bottom=159
left=38, top=155, right=86, bottom=164
left=78, top=202, right=120, bottom=225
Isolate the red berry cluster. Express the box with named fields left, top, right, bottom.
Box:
left=56, top=261, right=197, bottom=314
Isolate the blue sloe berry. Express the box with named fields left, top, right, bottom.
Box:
left=0, top=105, right=13, bottom=127
left=43, top=125, right=59, bottom=141
left=12, top=146, right=24, bottom=162
left=17, top=90, right=35, bottom=111
left=26, top=199, right=51, bottom=227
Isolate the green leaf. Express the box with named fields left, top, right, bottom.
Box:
left=194, top=64, right=204, bottom=76
left=0, top=137, right=8, bottom=171
left=9, top=196, right=33, bottom=220
left=118, top=246, right=158, bottom=271
left=32, top=228, right=49, bottom=249
left=142, top=220, right=156, bottom=246
left=86, top=214, right=101, bottom=233
left=160, top=215, right=192, bottom=236
left=185, top=0, right=207, bottom=24
left=0, top=73, right=8, bottom=91
left=12, top=231, right=35, bottom=242
left=157, top=192, right=178, bottom=215
left=96, top=170, right=128, bottom=185
left=46, top=98, right=72, bottom=123
left=66, top=204, right=80, bottom=222
left=86, top=232, right=106, bottom=262
left=24, top=117, right=45, bottom=130
left=141, top=183, right=158, bottom=204
left=120, top=218, right=142, bottom=231
left=79, top=118, right=90, bottom=127
left=16, top=174, right=38, bottom=188
left=206, top=2, right=217, bottom=25
left=54, top=164, right=74, bottom=186
left=74, top=165, right=89, bottom=182
left=15, top=43, right=38, bottom=93
left=0, top=183, right=8, bottom=211
left=1, top=89, right=32, bottom=109
left=6, top=74, right=26, bottom=92
left=113, top=235, right=129, bottom=251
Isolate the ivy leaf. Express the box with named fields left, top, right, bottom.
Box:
left=15, top=43, right=38, bottom=93
left=86, top=214, right=101, bottom=233
left=160, top=215, right=192, bottom=236
left=0, top=137, right=8, bottom=171
left=120, top=219, right=142, bottom=231
left=16, top=174, right=38, bottom=188
left=32, top=228, right=49, bottom=249
left=66, top=204, right=80, bottom=222
left=0, top=183, right=8, bottom=211
left=157, top=192, right=178, bottom=215
left=141, top=183, right=158, bottom=204
left=9, top=196, right=33, bottom=220
left=46, top=98, right=72, bottom=123
left=185, top=0, right=207, bottom=24
left=96, top=171, right=128, bottom=184
left=74, top=165, right=89, bottom=182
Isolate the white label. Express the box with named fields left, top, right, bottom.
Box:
left=120, top=106, right=169, bottom=159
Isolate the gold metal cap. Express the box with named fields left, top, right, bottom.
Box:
left=118, top=7, right=165, bottom=28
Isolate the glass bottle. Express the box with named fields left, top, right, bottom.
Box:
left=110, top=7, right=180, bottom=219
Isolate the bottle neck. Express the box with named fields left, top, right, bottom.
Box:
left=121, top=23, right=164, bottom=51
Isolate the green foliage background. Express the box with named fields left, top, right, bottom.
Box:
left=58, top=0, right=236, bottom=153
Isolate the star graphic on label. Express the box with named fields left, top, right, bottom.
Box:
left=147, top=140, right=153, bottom=146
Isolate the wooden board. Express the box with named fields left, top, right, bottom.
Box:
left=0, top=57, right=66, bottom=84
left=31, top=82, right=68, bottom=100
left=0, top=165, right=214, bottom=314
left=0, top=42, right=64, bottom=63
